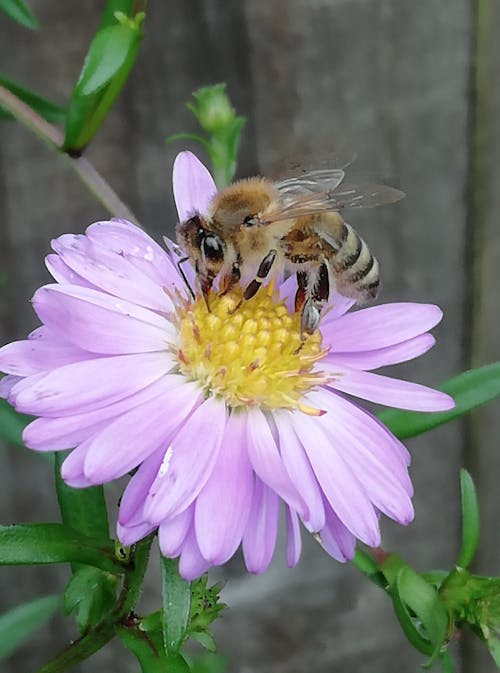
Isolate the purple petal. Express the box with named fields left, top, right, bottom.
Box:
left=310, top=388, right=412, bottom=487
left=308, top=389, right=414, bottom=523
left=246, top=408, right=308, bottom=518
left=194, top=412, right=253, bottom=565
left=325, top=333, right=436, bottom=371
left=318, top=499, right=356, bottom=562
left=178, top=527, right=212, bottom=580
left=159, top=507, right=194, bottom=557
left=320, top=303, right=443, bottom=352
left=10, top=351, right=174, bottom=416
left=0, top=338, right=96, bottom=376
left=144, top=397, right=227, bottom=523
left=46, top=254, right=97, bottom=288
left=118, top=448, right=166, bottom=525
left=60, top=440, right=93, bottom=486
left=32, top=284, right=174, bottom=355
left=242, top=478, right=279, bottom=574
left=50, top=235, right=173, bottom=312
left=117, top=521, right=157, bottom=546
left=0, top=375, right=22, bottom=398
left=83, top=380, right=203, bottom=483
left=291, top=411, right=380, bottom=546
left=272, top=411, right=325, bottom=531
left=86, top=219, right=180, bottom=287
left=327, top=367, right=455, bottom=411
left=23, top=376, right=185, bottom=451
left=285, top=507, right=302, bottom=568
left=173, top=151, right=217, bottom=221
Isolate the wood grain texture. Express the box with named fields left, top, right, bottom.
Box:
left=1, top=0, right=497, bottom=671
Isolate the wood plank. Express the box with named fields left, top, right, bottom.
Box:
left=0, top=0, right=476, bottom=671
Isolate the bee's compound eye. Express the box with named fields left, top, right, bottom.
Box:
left=202, top=234, right=224, bottom=262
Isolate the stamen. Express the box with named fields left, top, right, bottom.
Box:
left=174, top=287, right=326, bottom=412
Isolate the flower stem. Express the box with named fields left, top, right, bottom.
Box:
left=0, top=84, right=140, bottom=225
left=351, top=547, right=388, bottom=590
left=115, top=534, right=155, bottom=617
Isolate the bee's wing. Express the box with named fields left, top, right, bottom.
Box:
left=266, top=177, right=405, bottom=223
left=275, top=169, right=346, bottom=197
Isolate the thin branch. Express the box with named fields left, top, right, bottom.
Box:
left=0, top=84, right=140, bottom=225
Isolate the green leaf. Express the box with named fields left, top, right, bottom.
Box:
left=117, top=624, right=166, bottom=673
left=74, top=24, right=141, bottom=97
left=0, top=524, right=126, bottom=574
left=0, top=398, right=29, bottom=446
left=63, top=566, right=117, bottom=633
left=0, top=0, right=38, bottom=29
left=438, top=651, right=455, bottom=673
left=64, top=14, right=144, bottom=150
left=457, top=469, right=480, bottom=569
left=0, top=75, right=66, bottom=124
left=161, top=557, right=191, bottom=655
left=391, top=586, right=433, bottom=657
left=0, top=595, right=59, bottom=660
left=190, top=631, right=217, bottom=653
left=396, top=567, right=449, bottom=665
left=378, top=362, right=500, bottom=439
left=380, top=555, right=449, bottom=662
left=486, top=635, right=500, bottom=668
left=55, top=452, right=109, bottom=543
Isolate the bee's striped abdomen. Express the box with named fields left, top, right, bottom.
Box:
left=331, top=222, right=380, bottom=302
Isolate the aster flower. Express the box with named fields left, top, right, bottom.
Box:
left=0, top=151, right=454, bottom=580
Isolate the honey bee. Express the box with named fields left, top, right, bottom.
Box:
left=176, top=167, right=404, bottom=335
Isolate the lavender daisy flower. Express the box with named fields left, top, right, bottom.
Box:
left=0, top=152, right=454, bottom=580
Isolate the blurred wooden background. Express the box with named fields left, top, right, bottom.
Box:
left=0, top=1, right=499, bottom=671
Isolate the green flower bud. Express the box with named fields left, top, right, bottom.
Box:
left=188, top=84, right=236, bottom=134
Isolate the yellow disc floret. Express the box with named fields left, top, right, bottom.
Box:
left=173, top=284, right=329, bottom=413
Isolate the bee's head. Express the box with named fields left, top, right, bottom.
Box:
left=176, top=213, right=226, bottom=298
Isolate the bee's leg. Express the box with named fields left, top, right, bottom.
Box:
left=243, top=250, right=277, bottom=300
left=294, top=270, right=308, bottom=313
left=228, top=250, right=277, bottom=315
left=219, top=262, right=241, bottom=296
left=300, top=262, right=329, bottom=337
left=194, top=262, right=214, bottom=311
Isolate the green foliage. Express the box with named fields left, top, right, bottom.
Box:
left=161, top=557, right=192, bottom=655
left=188, top=575, right=226, bottom=638
left=0, top=0, right=37, bottom=29
left=457, top=468, right=480, bottom=569
left=0, top=523, right=126, bottom=573
left=379, top=362, right=500, bottom=439
left=117, top=622, right=191, bottom=673
left=63, top=566, right=118, bottom=633
left=353, top=470, right=500, bottom=670
left=54, top=453, right=109, bottom=544
left=63, top=5, right=144, bottom=151
left=0, top=595, right=59, bottom=660
left=167, top=84, right=246, bottom=187
left=0, top=75, right=66, bottom=123
left=0, top=398, right=30, bottom=446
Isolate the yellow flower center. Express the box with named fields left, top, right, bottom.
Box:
left=173, top=285, right=329, bottom=413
